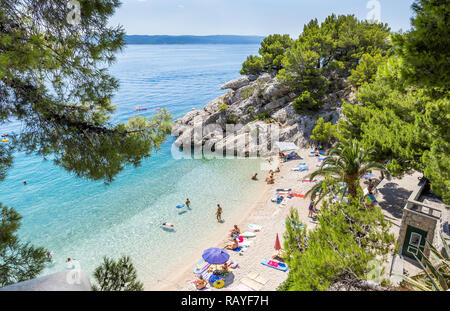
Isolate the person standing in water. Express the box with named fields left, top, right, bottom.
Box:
left=216, top=204, right=223, bottom=222
left=185, top=198, right=191, bottom=208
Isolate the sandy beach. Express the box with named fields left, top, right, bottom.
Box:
left=147, top=148, right=322, bottom=291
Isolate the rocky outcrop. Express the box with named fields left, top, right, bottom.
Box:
left=172, top=73, right=349, bottom=156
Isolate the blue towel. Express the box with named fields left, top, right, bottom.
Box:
left=232, top=246, right=243, bottom=252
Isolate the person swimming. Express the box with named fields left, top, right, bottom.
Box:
left=162, top=222, right=174, bottom=228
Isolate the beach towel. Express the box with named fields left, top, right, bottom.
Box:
left=291, top=166, right=309, bottom=172
left=261, top=258, right=289, bottom=272
left=248, top=224, right=263, bottom=231
left=241, top=278, right=263, bottom=291
left=240, top=240, right=253, bottom=247
left=254, top=275, right=268, bottom=285
left=193, top=258, right=211, bottom=275
left=291, top=191, right=305, bottom=198
left=201, top=270, right=213, bottom=281
left=231, top=246, right=243, bottom=252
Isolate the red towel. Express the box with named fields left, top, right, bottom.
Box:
left=268, top=260, right=279, bottom=267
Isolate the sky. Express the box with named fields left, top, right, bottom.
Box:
left=109, top=0, right=415, bottom=37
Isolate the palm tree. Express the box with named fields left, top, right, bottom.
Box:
left=307, top=140, right=389, bottom=201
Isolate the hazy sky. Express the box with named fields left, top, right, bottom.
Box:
left=109, top=0, right=415, bottom=37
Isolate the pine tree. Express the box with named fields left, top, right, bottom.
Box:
left=0, top=204, right=47, bottom=287
left=92, top=256, right=144, bottom=291
left=0, top=1, right=173, bottom=183
left=279, top=195, right=394, bottom=291
left=394, top=0, right=450, bottom=90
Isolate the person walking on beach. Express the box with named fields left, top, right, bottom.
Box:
left=185, top=198, right=191, bottom=208
left=216, top=204, right=223, bottom=222
left=308, top=200, right=315, bottom=218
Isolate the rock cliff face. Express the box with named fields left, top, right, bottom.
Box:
left=172, top=73, right=352, bottom=156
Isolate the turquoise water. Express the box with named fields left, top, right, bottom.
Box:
left=0, top=45, right=264, bottom=286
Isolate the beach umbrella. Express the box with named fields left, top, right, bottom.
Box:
left=363, top=174, right=376, bottom=179
left=274, top=233, right=281, bottom=251
left=202, top=248, right=230, bottom=265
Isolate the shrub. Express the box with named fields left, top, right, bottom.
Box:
left=310, top=117, right=336, bottom=146
left=293, top=91, right=320, bottom=113
left=240, top=34, right=293, bottom=75
left=240, top=55, right=264, bottom=75
left=92, top=256, right=143, bottom=291
left=252, top=110, right=272, bottom=121
left=240, top=87, right=255, bottom=100
left=225, top=114, right=239, bottom=124
left=218, top=103, right=228, bottom=113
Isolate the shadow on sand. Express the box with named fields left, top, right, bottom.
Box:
left=377, top=182, right=413, bottom=219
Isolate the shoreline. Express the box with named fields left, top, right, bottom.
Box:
left=147, top=148, right=320, bottom=291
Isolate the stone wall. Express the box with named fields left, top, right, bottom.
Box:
left=397, top=209, right=438, bottom=259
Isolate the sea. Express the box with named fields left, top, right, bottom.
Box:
left=0, top=44, right=265, bottom=287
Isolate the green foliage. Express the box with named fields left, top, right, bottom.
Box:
left=399, top=233, right=449, bottom=291
left=0, top=1, right=173, bottom=183
left=277, top=14, right=391, bottom=109
left=0, top=204, right=47, bottom=287
left=240, top=87, right=255, bottom=100
left=281, top=196, right=394, bottom=291
left=308, top=140, right=389, bottom=200
left=348, top=53, right=386, bottom=87
left=393, top=0, right=450, bottom=90
left=283, top=209, right=308, bottom=257
left=252, top=110, right=272, bottom=121
left=240, top=34, right=293, bottom=75
left=310, top=117, right=336, bottom=145
left=225, top=114, right=239, bottom=124
left=340, top=51, right=449, bottom=202
left=92, top=256, right=144, bottom=291
left=279, top=44, right=326, bottom=109
left=240, top=55, right=264, bottom=75
left=218, top=103, right=228, bottom=113
left=292, top=91, right=320, bottom=113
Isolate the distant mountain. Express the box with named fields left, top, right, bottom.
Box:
left=124, top=35, right=265, bottom=45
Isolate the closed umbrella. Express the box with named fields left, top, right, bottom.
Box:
left=202, top=248, right=230, bottom=265
left=274, top=233, right=281, bottom=251
left=363, top=174, right=376, bottom=179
